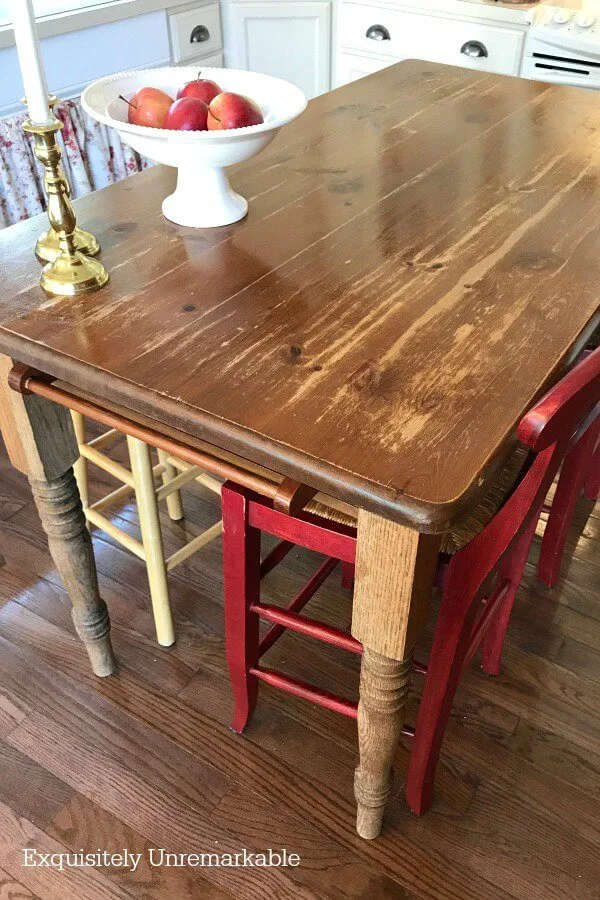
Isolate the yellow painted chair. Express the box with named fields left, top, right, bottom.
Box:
left=71, top=412, right=223, bottom=646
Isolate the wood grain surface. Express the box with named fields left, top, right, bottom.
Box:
left=0, top=432, right=598, bottom=898
left=1, top=61, right=599, bottom=530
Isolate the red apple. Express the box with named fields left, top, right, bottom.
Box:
left=207, top=92, right=264, bottom=131
left=122, top=87, right=173, bottom=128
left=177, top=72, right=222, bottom=105
left=163, top=97, right=209, bottom=131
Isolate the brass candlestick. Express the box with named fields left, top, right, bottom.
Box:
left=22, top=115, right=108, bottom=296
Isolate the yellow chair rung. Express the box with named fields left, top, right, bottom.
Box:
left=156, top=465, right=203, bottom=502
left=90, top=463, right=164, bottom=512
left=79, top=444, right=135, bottom=487
left=166, top=520, right=223, bottom=571
left=85, top=508, right=146, bottom=560
left=87, top=428, right=122, bottom=450
left=167, top=457, right=223, bottom=496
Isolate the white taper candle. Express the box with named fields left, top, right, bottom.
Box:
left=12, top=0, right=52, bottom=124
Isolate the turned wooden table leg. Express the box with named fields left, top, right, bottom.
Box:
left=352, top=510, right=441, bottom=839
left=0, top=356, right=116, bottom=677
left=355, top=650, right=412, bottom=839
left=29, top=469, right=115, bottom=676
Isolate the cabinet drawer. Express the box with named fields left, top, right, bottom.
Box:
left=340, top=2, right=524, bottom=76
left=337, top=50, right=393, bottom=86
left=169, top=3, right=222, bottom=63
left=175, top=50, right=224, bottom=70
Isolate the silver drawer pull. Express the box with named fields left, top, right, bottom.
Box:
left=461, top=40, right=488, bottom=58
left=190, top=24, right=210, bottom=43
left=366, top=24, right=391, bottom=41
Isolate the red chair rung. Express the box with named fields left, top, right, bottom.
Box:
left=403, top=725, right=416, bottom=739
left=250, top=500, right=357, bottom=563
left=258, top=556, right=339, bottom=657
left=413, top=660, right=428, bottom=676
left=249, top=665, right=358, bottom=719
left=260, top=540, right=294, bottom=580
left=253, top=601, right=362, bottom=655
left=463, top=578, right=511, bottom=672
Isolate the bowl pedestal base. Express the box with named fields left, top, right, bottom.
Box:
left=162, top=165, right=248, bottom=228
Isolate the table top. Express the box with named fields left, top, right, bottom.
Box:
left=1, top=61, right=599, bottom=532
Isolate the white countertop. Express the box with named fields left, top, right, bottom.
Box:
left=384, top=0, right=592, bottom=25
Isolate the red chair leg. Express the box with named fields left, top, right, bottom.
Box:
left=222, top=484, right=262, bottom=734
left=584, top=444, right=600, bottom=501
left=481, top=513, right=539, bottom=676
left=406, top=588, right=477, bottom=816
left=341, top=561, right=355, bottom=590
left=538, top=430, right=595, bottom=588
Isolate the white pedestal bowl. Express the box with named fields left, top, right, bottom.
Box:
left=82, top=67, right=307, bottom=228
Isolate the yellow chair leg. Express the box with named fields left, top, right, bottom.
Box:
left=157, top=448, right=185, bottom=521
left=71, top=411, right=90, bottom=528
left=127, top=436, right=175, bottom=648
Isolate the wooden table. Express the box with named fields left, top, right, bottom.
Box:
left=1, top=61, right=599, bottom=838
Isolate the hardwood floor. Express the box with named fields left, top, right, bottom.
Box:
left=0, top=433, right=598, bottom=900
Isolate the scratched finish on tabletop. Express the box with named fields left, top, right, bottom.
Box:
left=1, top=61, right=599, bottom=530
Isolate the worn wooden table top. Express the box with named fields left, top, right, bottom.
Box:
left=1, top=61, right=599, bottom=531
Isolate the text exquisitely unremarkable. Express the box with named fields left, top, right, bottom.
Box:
left=23, top=847, right=301, bottom=871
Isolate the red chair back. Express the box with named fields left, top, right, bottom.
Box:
left=447, top=346, right=600, bottom=615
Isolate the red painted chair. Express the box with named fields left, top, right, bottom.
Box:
left=221, top=347, right=600, bottom=819
left=537, top=354, right=600, bottom=587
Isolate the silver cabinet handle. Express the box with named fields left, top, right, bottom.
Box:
left=461, top=40, right=488, bottom=58
left=366, top=24, right=391, bottom=41
left=190, top=24, right=210, bottom=43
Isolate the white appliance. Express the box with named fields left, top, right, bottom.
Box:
left=523, top=5, right=600, bottom=88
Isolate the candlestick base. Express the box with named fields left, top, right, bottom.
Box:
left=22, top=116, right=108, bottom=298
left=36, top=225, right=100, bottom=264
left=41, top=248, right=109, bottom=297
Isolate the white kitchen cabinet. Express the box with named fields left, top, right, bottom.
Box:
left=337, top=49, right=392, bottom=85
left=336, top=0, right=526, bottom=87
left=169, top=3, right=223, bottom=63
left=223, top=0, right=332, bottom=98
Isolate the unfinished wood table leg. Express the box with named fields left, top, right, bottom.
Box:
left=30, top=469, right=115, bottom=676
left=351, top=510, right=441, bottom=839
left=70, top=410, right=89, bottom=512
left=0, top=355, right=116, bottom=677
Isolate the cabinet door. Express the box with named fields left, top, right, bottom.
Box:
left=224, top=1, right=331, bottom=98
left=337, top=50, right=394, bottom=86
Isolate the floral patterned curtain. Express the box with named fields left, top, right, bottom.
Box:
left=0, top=97, right=152, bottom=229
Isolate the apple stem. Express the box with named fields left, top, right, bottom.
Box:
left=119, top=94, right=136, bottom=109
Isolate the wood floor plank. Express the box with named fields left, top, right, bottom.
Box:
left=0, top=440, right=598, bottom=899
left=0, top=636, right=506, bottom=900
left=553, top=636, right=600, bottom=682
left=0, top=589, right=198, bottom=696
left=506, top=719, right=600, bottom=799
left=0, top=800, right=136, bottom=900
left=0, top=636, right=230, bottom=819
left=7, top=711, right=321, bottom=900
left=0, top=865, right=40, bottom=899
left=47, top=795, right=234, bottom=900
left=460, top=645, right=600, bottom=756
left=0, top=689, right=28, bottom=738
left=0, top=739, right=74, bottom=831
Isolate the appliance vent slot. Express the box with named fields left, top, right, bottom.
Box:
left=535, top=62, right=590, bottom=76
left=533, top=51, right=599, bottom=71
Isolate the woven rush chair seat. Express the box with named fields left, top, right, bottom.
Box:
left=192, top=437, right=531, bottom=554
